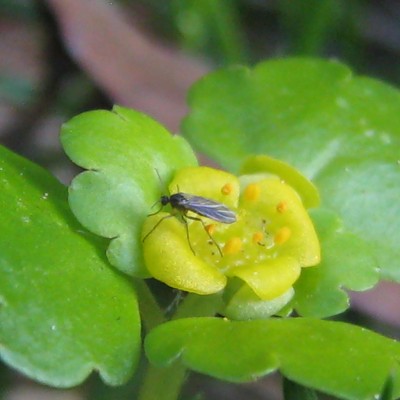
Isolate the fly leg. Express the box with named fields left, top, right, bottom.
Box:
left=181, top=215, right=196, bottom=255
left=142, top=213, right=175, bottom=242
left=185, top=214, right=223, bottom=257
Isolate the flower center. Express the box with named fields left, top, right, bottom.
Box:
left=186, top=182, right=292, bottom=274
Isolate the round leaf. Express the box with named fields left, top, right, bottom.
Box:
left=145, top=317, right=400, bottom=400
left=182, top=58, right=400, bottom=280
left=0, top=146, right=140, bottom=387
left=293, top=209, right=379, bottom=317
left=61, top=106, right=197, bottom=276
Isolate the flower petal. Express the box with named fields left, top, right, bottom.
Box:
left=142, top=213, right=227, bottom=294
left=240, top=155, right=320, bottom=208
left=224, top=285, right=294, bottom=320
left=240, top=177, right=320, bottom=267
left=228, top=256, right=301, bottom=300
left=169, top=166, right=240, bottom=209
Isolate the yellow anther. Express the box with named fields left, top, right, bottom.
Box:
left=252, top=231, right=264, bottom=244
left=244, top=183, right=261, bottom=202
left=205, top=224, right=216, bottom=235
left=274, top=227, right=292, bottom=245
left=223, top=237, right=242, bottom=255
left=276, top=201, right=288, bottom=213
left=221, top=182, right=234, bottom=195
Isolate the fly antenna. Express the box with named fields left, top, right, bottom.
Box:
left=154, top=168, right=171, bottom=195
left=155, top=168, right=163, bottom=186
left=146, top=168, right=168, bottom=216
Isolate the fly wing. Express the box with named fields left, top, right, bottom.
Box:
left=182, top=194, right=236, bottom=224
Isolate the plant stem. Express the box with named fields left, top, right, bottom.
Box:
left=283, top=377, right=319, bottom=400
left=134, top=279, right=165, bottom=331
left=137, top=362, right=187, bottom=400
left=134, top=280, right=186, bottom=400
left=135, top=283, right=222, bottom=400
left=173, top=292, right=223, bottom=319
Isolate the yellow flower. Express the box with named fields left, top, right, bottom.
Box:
left=142, top=156, right=320, bottom=318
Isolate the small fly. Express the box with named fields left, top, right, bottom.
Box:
left=143, top=192, right=237, bottom=256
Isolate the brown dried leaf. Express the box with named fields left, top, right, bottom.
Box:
left=45, top=0, right=209, bottom=131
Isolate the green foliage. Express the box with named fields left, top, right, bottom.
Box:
left=182, top=58, right=400, bottom=282
left=171, top=0, right=246, bottom=64
left=0, top=145, right=140, bottom=386
left=61, top=105, right=197, bottom=276
left=1, top=58, right=400, bottom=400
left=279, top=0, right=340, bottom=55
left=145, top=317, right=400, bottom=400
left=293, top=209, right=379, bottom=317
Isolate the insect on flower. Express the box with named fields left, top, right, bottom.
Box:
left=143, top=192, right=237, bottom=257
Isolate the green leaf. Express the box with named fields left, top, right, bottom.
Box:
left=145, top=317, right=400, bottom=400
left=293, top=209, right=379, bottom=317
left=182, top=58, right=400, bottom=281
left=61, top=106, right=197, bottom=276
left=0, top=145, right=140, bottom=387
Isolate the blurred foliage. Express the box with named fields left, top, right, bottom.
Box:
left=0, top=0, right=38, bottom=19
left=132, top=0, right=247, bottom=64
left=2, top=0, right=400, bottom=145
left=283, top=378, right=319, bottom=400
left=170, top=0, right=247, bottom=64
left=278, top=0, right=362, bottom=57
left=0, top=360, right=11, bottom=398
left=0, top=75, right=35, bottom=105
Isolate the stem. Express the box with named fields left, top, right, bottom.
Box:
left=135, top=282, right=222, bottom=400
left=135, top=280, right=186, bottom=400
left=173, top=292, right=223, bottom=319
left=283, top=377, right=319, bottom=400
left=137, top=362, right=187, bottom=400
left=134, top=279, right=165, bottom=331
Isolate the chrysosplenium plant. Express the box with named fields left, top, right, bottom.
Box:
left=1, top=59, right=400, bottom=400
left=141, top=159, right=321, bottom=319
